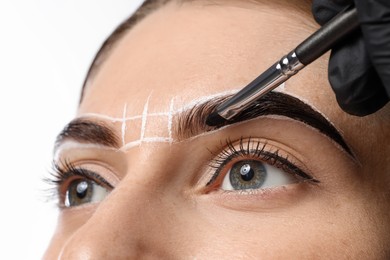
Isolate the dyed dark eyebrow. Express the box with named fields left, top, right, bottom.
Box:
left=55, top=118, right=120, bottom=150
left=55, top=92, right=352, bottom=157
left=176, top=91, right=353, bottom=156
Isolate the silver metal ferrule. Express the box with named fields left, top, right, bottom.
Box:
left=218, top=51, right=304, bottom=120
left=277, top=51, right=305, bottom=77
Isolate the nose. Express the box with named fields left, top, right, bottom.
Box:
left=57, top=153, right=180, bottom=259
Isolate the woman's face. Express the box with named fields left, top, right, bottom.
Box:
left=45, top=1, right=390, bottom=259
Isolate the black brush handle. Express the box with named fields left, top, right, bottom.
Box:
left=296, top=5, right=359, bottom=65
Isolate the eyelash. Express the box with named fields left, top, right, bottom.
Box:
left=45, top=160, right=112, bottom=206
left=207, top=137, right=319, bottom=187
left=44, top=138, right=318, bottom=205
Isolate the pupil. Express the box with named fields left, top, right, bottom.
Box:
left=240, top=164, right=251, bottom=175
left=229, top=160, right=266, bottom=190
left=76, top=181, right=89, bottom=199
left=240, top=164, right=254, bottom=181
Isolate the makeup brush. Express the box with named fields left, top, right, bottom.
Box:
left=206, top=5, right=359, bottom=126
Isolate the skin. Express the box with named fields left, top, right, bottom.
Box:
left=44, top=0, right=390, bottom=259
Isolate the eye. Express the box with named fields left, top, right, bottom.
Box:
left=65, top=178, right=110, bottom=207
left=221, top=159, right=296, bottom=191
left=207, top=138, right=318, bottom=192
left=46, top=161, right=114, bottom=208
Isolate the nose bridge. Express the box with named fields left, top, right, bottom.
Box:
left=59, top=146, right=180, bottom=259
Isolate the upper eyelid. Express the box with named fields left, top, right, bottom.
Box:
left=74, top=168, right=114, bottom=189
left=53, top=161, right=114, bottom=189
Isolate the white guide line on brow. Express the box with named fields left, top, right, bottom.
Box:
left=140, top=94, right=151, bottom=142
left=79, top=89, right=240, bottom=123
left=121, top=103, right=127, bottom=147
left=168, top=97, right=174, bottom=142
left=79, top=85, right=287, bottom=151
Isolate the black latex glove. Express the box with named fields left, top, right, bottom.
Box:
left=312, top=0, right=390, bottom=116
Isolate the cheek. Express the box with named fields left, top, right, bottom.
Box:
left=44, top=174, right=388, bottom=258
left=188, top=186, right=385, bottom=258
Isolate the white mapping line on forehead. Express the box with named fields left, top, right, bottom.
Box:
left=168, top=97, right=175, bottom=142
left=121, top=137, right=172, bottom=150
left=78, top=85, right=287, bottom=123
left=77, top=89, right=241, bottom=123
left=273, top=82, right=285, bottom=92
left=75, top=87, right=296, bottom=151
left=173, top=89, right=240, bottom=113
left=140, top=94, right=151, bottom=141
left=276, top=87, right=338, bottom=129
left=76, top=90, right=241, bottom=151
left=78, top=112, right=169, bottom=122
left=272, top=84, right=337, bottom=130
left=121, top=103, right=127, bottom=147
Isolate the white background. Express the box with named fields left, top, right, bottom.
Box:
left=0, top=1, right=144, bottom=258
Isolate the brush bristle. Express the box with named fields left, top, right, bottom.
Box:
left=206, top=112, right=226, bottom=126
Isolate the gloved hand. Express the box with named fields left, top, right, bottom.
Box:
left=312, top=0, right=390, bottom=116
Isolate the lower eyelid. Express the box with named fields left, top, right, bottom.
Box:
left=205, top=183, right=312, bottom=211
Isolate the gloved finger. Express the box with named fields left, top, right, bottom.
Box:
left=312, top=0, right=352, bottom=25
left=329, top=31, right=389, bottom=115
left=354, top=0, right=390, bottom=97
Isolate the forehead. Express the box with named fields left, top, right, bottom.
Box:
left=78, top=1, right=332, bottom=117
left=73, top=0, right=390, bottom=181
left=79, top=0, right=348, bottom=138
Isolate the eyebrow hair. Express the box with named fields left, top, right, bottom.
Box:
left=55, top=92, right=352, bottom=157
left=176, top=91, right=353, bottom=156
left=55, top=118, right=120, bottom=150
